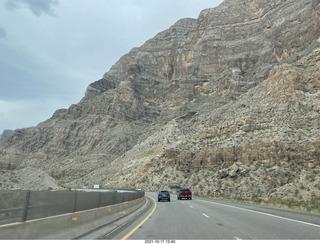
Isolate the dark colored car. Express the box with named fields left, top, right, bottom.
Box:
left=177, top=188, right=192, bottom=200
left=158, top=190, right=170, bottom=202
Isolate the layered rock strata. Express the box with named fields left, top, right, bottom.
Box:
left=0, top=0, right=319, bottom=202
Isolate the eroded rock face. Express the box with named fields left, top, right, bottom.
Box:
left=1, top=0, right=320, bottom=201
left=98, top=0, right=319, bottom=95
left=0, top=130, right=13, bottom=142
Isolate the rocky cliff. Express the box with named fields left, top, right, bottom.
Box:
left=0, top=130, right=13, bottom=142
left=1, top=0, right=320, bottom=201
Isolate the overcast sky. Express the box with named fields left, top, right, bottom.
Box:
left=0, top=0, right=223, bottom=133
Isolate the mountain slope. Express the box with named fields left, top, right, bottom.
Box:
left=0, top=130, right=13, bottom=142
left=1, top=0, right=320, bottom=201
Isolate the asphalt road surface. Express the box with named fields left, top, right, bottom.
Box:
left=90, top=192, right=320, bottom=240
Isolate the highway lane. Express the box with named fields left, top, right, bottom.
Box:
left=120, top=192, right=320, bottom=240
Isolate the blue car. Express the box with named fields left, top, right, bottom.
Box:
left=158, top=191, right=170, bottom=202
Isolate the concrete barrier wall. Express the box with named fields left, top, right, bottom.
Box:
left=0, top=196, right=145, bottom=240
left=0, top=189, right=145, bottom=225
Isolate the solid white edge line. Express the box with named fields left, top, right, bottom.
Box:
left=196, top=199, right=320, bottom=228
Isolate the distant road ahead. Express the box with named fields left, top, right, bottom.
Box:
left=118, top=192, right=320, bottom=240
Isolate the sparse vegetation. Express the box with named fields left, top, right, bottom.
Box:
left=196, top=194, right=320, bottom=214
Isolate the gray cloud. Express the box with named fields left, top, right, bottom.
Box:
left=5, top=0, right=59, bottom=16
left=0, top=27, right=6, bottom=38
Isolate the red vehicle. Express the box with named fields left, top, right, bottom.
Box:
left=177, top=188, right=192, bottom=200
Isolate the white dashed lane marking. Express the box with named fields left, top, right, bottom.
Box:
left=202, top=213, right=209, bottom=218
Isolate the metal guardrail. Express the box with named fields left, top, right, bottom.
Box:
left=0, top=189, right=144, bottom=225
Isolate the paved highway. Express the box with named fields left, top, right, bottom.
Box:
left=83, top=192, right=320, bottom=240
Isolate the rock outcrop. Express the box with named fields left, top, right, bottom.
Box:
left=0, top=130, right=13, bottom=142
left=0, top=0, right=319, bottom=201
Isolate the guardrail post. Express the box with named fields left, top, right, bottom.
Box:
left=112, top=191, right=117, bottom=204
left=98, top=192, right=102, bottom=208
left=73, top=190, right=77, bottom=212
left=22, top=190, right=30, bottom=222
